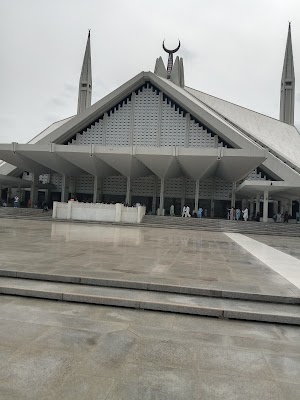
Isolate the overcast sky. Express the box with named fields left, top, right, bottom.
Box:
left=0, top=0, right=300, bottom=143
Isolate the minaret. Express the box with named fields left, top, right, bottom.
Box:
left=77, top=30, right=92, bottom=114
left=279, top=23, right=295, bottom=125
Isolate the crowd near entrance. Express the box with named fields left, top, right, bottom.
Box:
left=1, top=186, right=300, bottom=223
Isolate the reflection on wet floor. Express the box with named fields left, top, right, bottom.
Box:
left=0, top=219, right=298, bottom=297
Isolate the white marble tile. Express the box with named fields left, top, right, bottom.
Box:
left=225, top=233, right=300, bottom=289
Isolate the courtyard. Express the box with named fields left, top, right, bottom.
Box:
left=0, top=219, right=299, bottom=399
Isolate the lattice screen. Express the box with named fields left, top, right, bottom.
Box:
left=106, top=99, right=131, bottom=146
left=199, top=180, right=213, bottom=198
left=131, top=176, right=155, bottom=196
left=247, top=168, right=266, bottom=181
left=70, top=82, right=227, bottom=149
left=133, top=86, right=159, bottom=146
left=163, top=178, right=182, bottom=197
left=75, top=120, right=104, bottom=145
left=76, top=175, right=94, bottom=193
left=189, top=121, right=215, bottom=148
left=160, top=99, right=187, bottom=146
left=50, top=174, right=62, bottom=189
left=214, top=178, right=232, bottom=200
left=103, top=176, right=127, bottom=195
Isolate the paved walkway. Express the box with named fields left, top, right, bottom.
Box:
left=247, top=234, right=300, bottom=261
left=1, top=219, right=300, bottom=398
left=0, top=219, right=299, bottom=298
left=0, top=295, right=300, bottom=399
left=226, top=233, right=300, bottom=290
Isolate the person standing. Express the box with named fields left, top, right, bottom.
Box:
left=14, top=195, right=19, bottom=208
left=236, top=208, right=241, bottom=221
left=197, top=206, right=203, bottom=218
left=182, top=205, right=187, bottom=217
left=170, top=204, right=175, bottom=217
left=242, top=207, right=249, bottom=221
left=296, top=211, right=300, bottom=224
left=284, top=211, right=289, bottom=223
left=186, top=205, right=191, bottom=217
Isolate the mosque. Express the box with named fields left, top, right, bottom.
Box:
left=0, top=24, right=299, bottom=222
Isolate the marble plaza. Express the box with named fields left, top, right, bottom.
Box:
left=0, top=219, right=300, bottom=399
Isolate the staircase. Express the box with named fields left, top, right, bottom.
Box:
left=0, top=271, right=299, bottom=325
left=1, top=208, right=300, bottom=237
left=0, top=207, right=52, bottom=221
left=141, top=215, right=300, bottom=237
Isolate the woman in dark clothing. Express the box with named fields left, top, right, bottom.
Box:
left=284, top=211, right=289, bottom=223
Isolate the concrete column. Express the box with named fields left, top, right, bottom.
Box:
left=6, top=187, right=11, bottom=205
left=214, top=135, right=219, bottom=148
left=152, top=176, right=157, bottom=214
left=159, top=178, right=165, bottom=214
left=263, top=190, right=269, bottom=222
left=210, top=199, right=215, bottom=218
left=45, top=189, right=50, bottom=204
left=273, top=200, right=279, bottom=215
left=181, top=177, right=186, bottom=211
left=231, top=182, right=236, bottom=207
left=241, top=199, right=247, bottom=211
left=125, top=177, right=131, bottom=205
left=52, top=201, right=58, bottom=218
left=71, top=177, right=77, bottom=199
left=250, top=198, right=254, bottom=217
left=255, top=194, right=260, bottom=214
left=61, top=174, right=69, bottom=203
left=93, top=176, right=102, bottom=203
left=280, top=202, right=284, bottom=215
left=210, top=179, right=215, bottom=217
left=194, top=179, right=199, bottom=211
left=115, top=203, right=122, bottom=222
left=288, top=199, right=293, bottom=216
left=31, top=174, right=39, bottom=207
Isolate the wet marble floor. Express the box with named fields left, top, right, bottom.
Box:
left=0, top=295, right=300, bottom=399
left=247, top=234, right=300, bottom=261
left=0, top=218, right=299, bottom=297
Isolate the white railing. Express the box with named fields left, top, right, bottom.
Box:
left=52, top=201, right=146, bottom=224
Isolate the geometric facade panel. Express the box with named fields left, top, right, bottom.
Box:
left=72, top=83, right=218, bottom=149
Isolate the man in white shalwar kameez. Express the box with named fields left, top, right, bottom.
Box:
left=242, top=207, right=249, bottom=221
left=185, top=205, right=191, bottom=217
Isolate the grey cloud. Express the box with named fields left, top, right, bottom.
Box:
left=1, top=0, right=300, bottom=143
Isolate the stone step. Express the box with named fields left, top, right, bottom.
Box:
left=141, top=216, right=300, bottom=236
left=140, top=223, right=300, bottom=237
left=0, top=269, right=299, bottom=304
left=0, top=276, right=299, bottom=324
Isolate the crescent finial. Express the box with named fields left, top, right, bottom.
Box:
left=162, top=39, right=181, bottom=54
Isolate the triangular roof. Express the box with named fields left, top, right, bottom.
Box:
left=185, top=86, right=300, bottom=171
left=33, top=71, right=262, bottom=153
left=2, top=70, right=299, bottom=181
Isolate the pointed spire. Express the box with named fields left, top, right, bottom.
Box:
left=154, top=57, right=168, bottom=78
left=279, top=22, right=295, bottom=125
left=77, top=30, right=92, bottom=114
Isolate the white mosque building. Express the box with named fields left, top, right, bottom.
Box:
left=0, top=25, right=299, bottom=222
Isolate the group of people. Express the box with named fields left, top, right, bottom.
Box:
left=227, top=207, right=249, bottom=221
left=174, top=205, right=208, bottom=218
left=272, top=211, right=300, bottom=223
